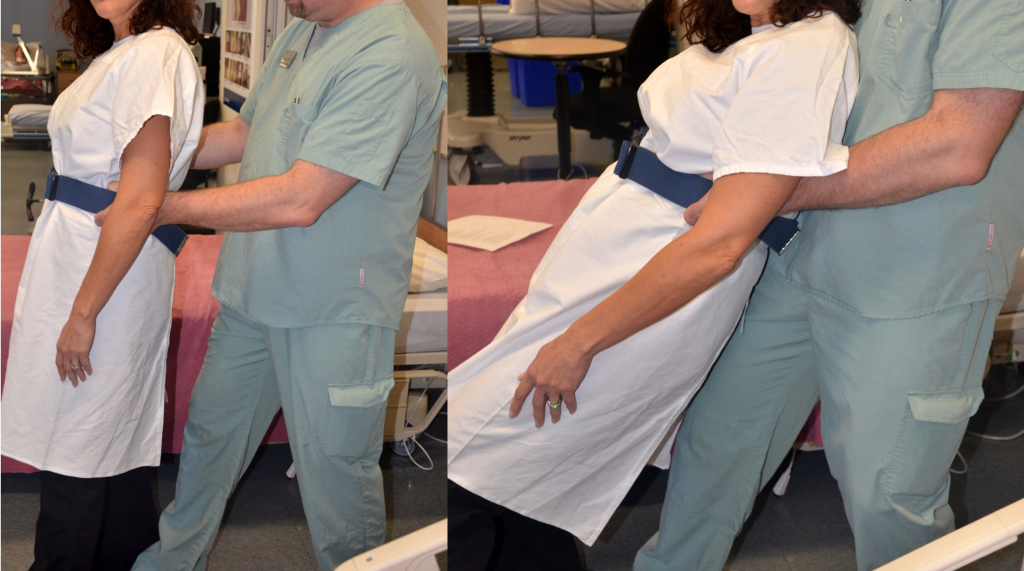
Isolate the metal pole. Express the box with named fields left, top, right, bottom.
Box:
left=477, top=0, right=486, bottom=44
left=554, top=61, right=571, bottom=179
left=590, top=0, right=596, bottom=38
left=535, top=0, right=542, bottom=36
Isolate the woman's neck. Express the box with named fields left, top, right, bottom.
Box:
left=749, top=11, right=772, bottom=27
left=111, top=15, right=132, bottom=41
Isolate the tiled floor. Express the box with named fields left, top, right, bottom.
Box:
left=582, top=364, right=1024, bottom=571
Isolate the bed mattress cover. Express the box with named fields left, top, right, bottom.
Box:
left=7, top=104, right=51, bottom=128
left=448, top=5, right=640, bottom=42
left=398, top=289, right=448, bottom=354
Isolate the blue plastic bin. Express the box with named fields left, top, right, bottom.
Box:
left=508, top=58, right=583, bottom=107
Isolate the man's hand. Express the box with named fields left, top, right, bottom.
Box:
left=684, top=194, right=709, bottom=226
left=95, top=206, right=111, bottom=227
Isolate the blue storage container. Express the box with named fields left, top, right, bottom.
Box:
left=509, top=58, right=522, bottom=99
left=509, top=58, right=583, bottom=107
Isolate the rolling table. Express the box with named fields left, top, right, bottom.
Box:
left=490, top=36, right=626, bottom=179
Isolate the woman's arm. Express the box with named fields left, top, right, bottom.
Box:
left=510, top=172, right=800, bottom=427
left=56, top=115, right=172, bottom=385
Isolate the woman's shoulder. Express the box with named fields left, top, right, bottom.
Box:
left=116, top=27, right=194, bottom=63
left=732, top=11, right=854, bottom=65
left=760, top=12, right=852, bottom=48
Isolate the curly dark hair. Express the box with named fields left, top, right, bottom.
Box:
left=51, top=0, right=201, bottom=58
left=671, top=0, right=861, bottom=53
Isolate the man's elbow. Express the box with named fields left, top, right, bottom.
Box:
left=290, top=204, right=324, bottom=228
left=949, top=155, right=990, bottom=187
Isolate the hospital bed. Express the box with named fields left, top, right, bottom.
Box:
left=0, top=219, right=448, bottom=474
left=1, top=103, right=51, bottom=141
left=2, top=27, right=54, bottom=142
left=448, top=4, right=641, bottom=43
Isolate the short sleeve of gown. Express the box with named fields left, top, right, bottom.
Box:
left=110, top=32, right=202, bottom=169
left=297, top=63, right=423, bottom=189
left=712, top=18, right=858, bottom=180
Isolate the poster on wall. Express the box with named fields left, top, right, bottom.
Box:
left=222, top=0, right=253, bottom=109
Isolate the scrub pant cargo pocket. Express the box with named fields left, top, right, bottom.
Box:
left=635, top=267, right=1001, bottom=571
left=132, top=306, right=395, bottom=571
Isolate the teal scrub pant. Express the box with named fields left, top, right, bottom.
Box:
left=132, top=306, right=395, bottom=571
left=634, top=267, right=999, bottom=571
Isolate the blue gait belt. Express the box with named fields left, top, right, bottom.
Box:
left=45, top=171, right=188, bottom=256
left=614, top=136, right=801, bottom=254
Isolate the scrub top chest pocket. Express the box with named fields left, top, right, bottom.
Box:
left=877, top=0, right=942, bottom=100
left=277, top=100, right=320, bottom=166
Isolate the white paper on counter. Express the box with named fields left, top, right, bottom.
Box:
left=448, top=215, right=553, bottom=252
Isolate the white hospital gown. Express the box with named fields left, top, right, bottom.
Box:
left=448, top=13, right=858, bottom=545
left=1, top=28, right=203, bottom=478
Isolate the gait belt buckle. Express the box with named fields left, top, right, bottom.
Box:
left=617, top=128, right=648, bottom=180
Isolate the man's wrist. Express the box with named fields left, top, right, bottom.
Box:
left=157, top=193, right=180, bottom=226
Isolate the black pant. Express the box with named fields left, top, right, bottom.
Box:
left=449, top=480, right=585, bottom=571
left=30, top=467, right=161, bottom=571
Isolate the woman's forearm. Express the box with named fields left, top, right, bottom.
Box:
left=71, top=203, right=160, bottom=320
left=570, top=173, right=801, bottom=360
left=567, top=230, right=740, bottom=359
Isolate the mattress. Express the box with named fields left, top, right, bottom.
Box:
left=8, top=104, right=51, bottom=129
left=1002, top=248, right=1024, bottom=315
left=397, top=289, right=448, bottom=354
left=448, top=5, right=640, bottom=43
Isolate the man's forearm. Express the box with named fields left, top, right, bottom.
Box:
left=190, top=117, right=250, bottom=170
left=158, top=159, right=357, bottom=231
left=784, top=88, right=1023, bottom=213
left=161, top=173, right=309, bottom=231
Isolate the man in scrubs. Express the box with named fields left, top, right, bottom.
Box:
left=108, top=0, right=446, bottom=569
left=635, top=2, right=1024, bottom=571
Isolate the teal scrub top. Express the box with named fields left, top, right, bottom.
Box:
left=774, top=0, right=1024, bottom=319
left=210, top=4, right=447, bottom=329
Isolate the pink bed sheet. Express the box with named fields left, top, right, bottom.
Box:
left=448, top=179, right=595, bottom=369
left=448, top=180, right=823, bottom=448
left=1, top=234, right=289, bottom=474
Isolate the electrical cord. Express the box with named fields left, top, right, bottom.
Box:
left=949, top=450, right=968, bottom=475
left=392, top=373, right=446, bottom=470
left=951, top=363, right=1023, bottom=475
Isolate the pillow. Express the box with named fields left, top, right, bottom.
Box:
left=409, top=237, right=448, bottom=293
left=509, top=0, right=647, bottom=15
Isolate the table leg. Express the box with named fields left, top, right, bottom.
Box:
left=554, top=61, right=571, bottom=179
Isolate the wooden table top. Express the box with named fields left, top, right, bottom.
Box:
left=490, top=36, right=627, bottom=61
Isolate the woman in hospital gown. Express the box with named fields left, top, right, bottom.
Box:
left=0, top=0, right=203, bottom=567
left=448, top=0, right=861, bottom=566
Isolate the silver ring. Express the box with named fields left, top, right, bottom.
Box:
left=70, top=362, right=81, bottom=369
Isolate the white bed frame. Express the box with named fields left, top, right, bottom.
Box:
left=876, top=499, right=1024, bottom=571
left=334, top=519, right=446, bottom=571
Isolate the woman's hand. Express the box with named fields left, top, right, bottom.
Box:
left=55, top=313, right=95, bottom=387
left=509, top=332, right=593, bottom=428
